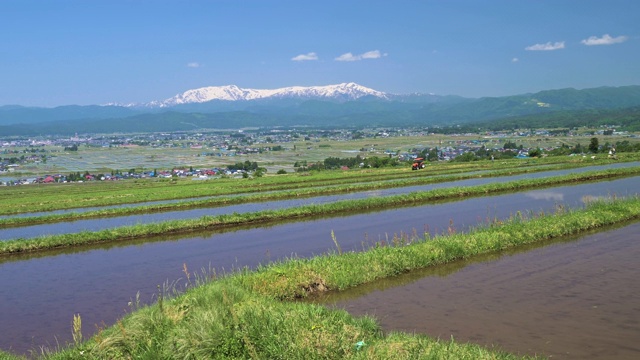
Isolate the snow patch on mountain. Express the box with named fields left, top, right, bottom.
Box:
left=146, top=82, right=388, bottom=107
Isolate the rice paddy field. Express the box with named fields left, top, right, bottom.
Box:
left=6, top=131, right=638, bottom=176
left=1, top=132, right=639, bottom=359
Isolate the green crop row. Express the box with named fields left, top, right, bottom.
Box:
left=2, top=166, right=638, bottom=254
left=1, top=154, right=635, bottom=215
left=3, top=162, right=638, bottom=227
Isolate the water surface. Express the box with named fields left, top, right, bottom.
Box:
left=312, top=223, right=640, bottom=359
left=0, top=177, right=637, bottom=354
left=2, top=161, right=636, bottom=221
left=1, top=164, right=637, bottom=240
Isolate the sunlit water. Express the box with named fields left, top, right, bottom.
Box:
left=0, top=174, right=638, bottom=355
left=311, top=222, right=640, bottom=359
left=1, top=162, right=638, bottom=240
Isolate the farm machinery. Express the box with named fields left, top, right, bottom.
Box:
left=412, top=157, right=426, bottom=170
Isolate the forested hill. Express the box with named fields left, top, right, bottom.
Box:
left=1, top=85, right=639, bottom=135
left=472, top=106, right=640, bottom=132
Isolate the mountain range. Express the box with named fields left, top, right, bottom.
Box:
left=139, top=82, right=389, bottom=107
left=1, top=83, right=640, bottom=135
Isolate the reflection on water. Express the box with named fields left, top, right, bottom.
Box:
left=312, top=222, right=640, bottom=360
left=0, top=175, right=638, bottom=355
left=2, top=170, right=638, bottom=241
left=524, top=190, right=564, bottom=201
left=582, top=194, right=618, bottom=203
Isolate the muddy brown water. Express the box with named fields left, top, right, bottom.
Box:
left=310, top=222, right=640, bottom=360
left=0, top=176, right=638, bottom=355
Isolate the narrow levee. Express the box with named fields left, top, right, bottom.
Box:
left=1, top=162, right=637, bottom=240
left=310, top=222, right=640, bottom=360
left=0, top=176, right=637, bottom=354
left=0, top=160, right=587, bottom=217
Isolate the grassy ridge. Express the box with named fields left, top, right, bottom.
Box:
left=0, top=160, right=493, bottom=214
left=235, top=196, right=640, bottom=300
left=4, top=160, right=637, bottom=227
left=36, top=197, right=640, bottom=359
left=2, top=155, right=636, bottom=216
left=2, top=166, right=638, bottom=255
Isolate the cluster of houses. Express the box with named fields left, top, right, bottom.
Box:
left=0, top=167, right=251, bottom=186
left=2, top=126, right=635, bottom=186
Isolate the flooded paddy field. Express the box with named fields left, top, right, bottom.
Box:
left=1, top=163, right=638, bottom=241
left=2, top=161, right=637, bottom=221
left=0, top=175, right=638, bottom=355
left=312, top=222, right=640, bottom=360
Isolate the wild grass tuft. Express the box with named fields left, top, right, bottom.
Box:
left=331, top=229, right=342, bottom=255
left=71, top=314, right=82, bottom=346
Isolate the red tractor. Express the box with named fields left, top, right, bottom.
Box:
left=412, top=157, right=426, bottom=170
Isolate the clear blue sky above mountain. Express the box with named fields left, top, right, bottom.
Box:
left=1, top=0, right=638, bottom=107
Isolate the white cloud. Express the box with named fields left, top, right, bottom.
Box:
left=525, top=41, right=565, bottom=51
left=187, top=62, right=200, bottom=68
left=581, top=34, right=628, bottom=46
left=335, top=50, right=387, bottom=61
left=512, top=57, right=519, bottom=62
left=361, top=50, right=382, bottom=59
left=335, top=52, right=358, bottom=61
left=291, top=52, right=318, bottom=61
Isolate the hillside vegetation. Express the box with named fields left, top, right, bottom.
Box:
left=1, top=86, right=640, bottom=135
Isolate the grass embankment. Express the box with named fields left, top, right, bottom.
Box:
left=0, top=159, right=505, bottom=215
left=1, top=154, right=636, bottom=216
left=2, top=166, right=638, bottom=255
left=30, top=196, right=640, bottom=359
left=2, top=160, right=638, bottom=227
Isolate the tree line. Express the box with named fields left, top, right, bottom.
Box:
left=295, top=155, right=401, bottom=172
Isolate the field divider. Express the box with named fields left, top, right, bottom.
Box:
left=1, top=156, right=636, bottom=216
left=45, top=195, right=640, bottom=359
left=2, top=162, right=638, bottom=228
left=233, top=196, right=640, bottom=300
left=1, top=167, right=638, bottom=255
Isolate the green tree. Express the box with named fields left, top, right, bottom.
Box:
left=528, top=148, right=542, bottom=157
left=428, top=148, right=438, bottom=161
left=453, top=152, right=478, bottom=162
left=572, top=143, right=583, bottom=154
left=254, top=167, right=266, bottom=177
left=589, top=137, right=599, bottom=153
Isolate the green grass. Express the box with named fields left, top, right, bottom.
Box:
left=0, top=352, right=23, bottom=360
left=2, top=153, right=637, bottom=216
left=235, top=196, right=640, bottom=299
left=31, top=196, right=640, bottom=360
left=2, top=159, right=637, bottom=227
left=1, top=161, right=514, bottom=215
left=39, top=280, right=529, bottom=360
left=2, top=166, right=638, bottom=255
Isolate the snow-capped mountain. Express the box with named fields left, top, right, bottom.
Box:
left=146, top=82, right=388, bottom=107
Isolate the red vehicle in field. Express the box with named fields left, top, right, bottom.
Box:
left=412, top=157, right=426, bottom=170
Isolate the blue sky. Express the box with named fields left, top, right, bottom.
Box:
left=1, top=0, right=638, bottom=107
